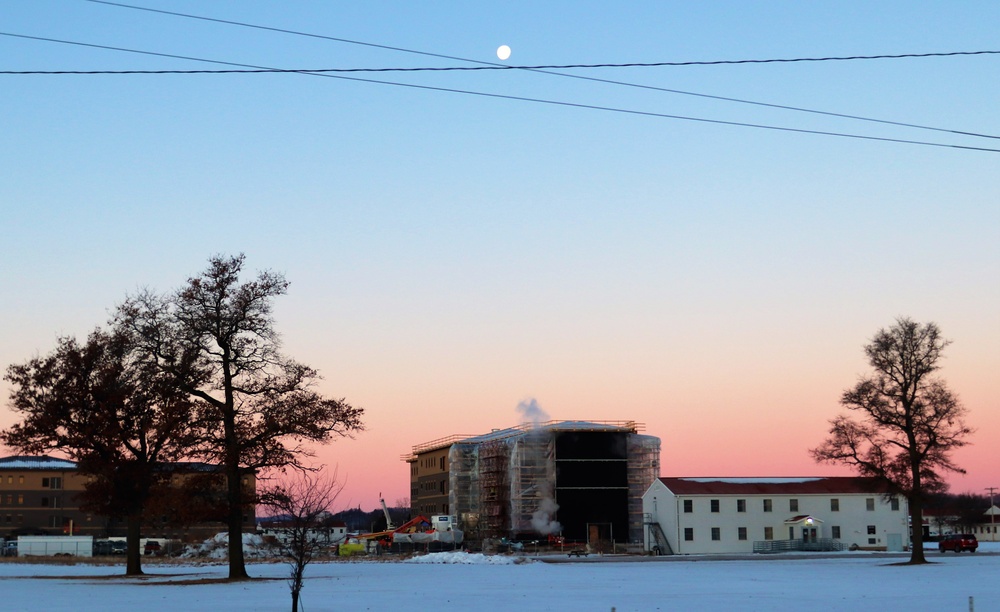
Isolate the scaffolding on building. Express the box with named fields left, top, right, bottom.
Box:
left=423, top=420, right=657, bottom=544
left=448, top=443, right=479, bottom=539
left=477, top=440, right=511, bottom=539
left=509, top=432, right=556, bottom=538
left=626, top=434, right=661, bottom=544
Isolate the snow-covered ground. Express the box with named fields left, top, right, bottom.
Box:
left=2, top=544, right=998, bottom=611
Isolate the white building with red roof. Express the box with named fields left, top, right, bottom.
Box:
left=642, top=477, right=909, bottom=555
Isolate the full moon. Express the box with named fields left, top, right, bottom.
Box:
left=496, top=45, right=511, bottom=61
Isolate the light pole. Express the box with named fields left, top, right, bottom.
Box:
left=987, top=487, right=998, bottom=543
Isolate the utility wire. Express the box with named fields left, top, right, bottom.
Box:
left=5, top=58, right=998, bottom=140
left=6, top=54, right=1000, bottom=73
left=0, top=32, right=283, bottom=71
left=5, top=32, right=998, bottom=142
left=76, top=0, right=1000, bottom=141
left=3, top=34, right=997, bottom=153
left=82, top=0, right=1000, bottom=67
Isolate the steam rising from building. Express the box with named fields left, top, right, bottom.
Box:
left=516, top=398, right=549, bottom=429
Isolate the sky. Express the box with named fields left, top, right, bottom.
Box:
left=1, top=1, right=997, bottom=511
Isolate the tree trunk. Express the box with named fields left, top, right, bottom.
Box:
left=909, top=495, right=927, bottom=564
left=221, top=349, right=249, bottom=580
left=291, top=565, right=305, bottom=612
left=125, top=513, right=143, bottom=576
left=226, top=459, right=249, bottom=579
left=904, top=448, right=929, bottom=564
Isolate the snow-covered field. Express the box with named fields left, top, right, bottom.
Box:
left=2, top=545, right=998, bottom=611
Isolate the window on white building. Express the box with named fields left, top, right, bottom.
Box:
left=738, top=527, right=747, bottom=541
left=684, top=528, right=694, bottom=541
left=831, top=498, right=839, bottom=512
left=789, top=499, right=799, bottom=512
left=867, top=525, right=876, bottom=535
left=890, top=497, right=900, bottom=511
left=832, top=526, right=841, bottom=539
left=764, top=527, right=773, bottom=540
left=763, top=499, right=772, bottom=512
left=683, top=499, right=693, bottom=513
left=737, top=499, right=746, bottom=513
left=866, top=498, right=875, bottom=511
left=710, top=499, right=719, bottom=513
left=711, top=528, right=720, bottom=541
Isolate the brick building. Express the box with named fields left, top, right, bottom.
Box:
left=0, top=456, right=255, bottom=542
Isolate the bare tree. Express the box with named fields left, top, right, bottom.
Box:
left=951, top=493, right=990, bottom=533
left=812, top=318, right=972, bottom=564
left=116, top=254, right=364, bottom=579
left=2, top=329, right=198, bottom=575
left=261, top=469, right=343, bottom=612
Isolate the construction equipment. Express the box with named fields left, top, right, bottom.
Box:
left=380, top=495, right=396, bottom=531
left=354, top=514, right=464, bottom=549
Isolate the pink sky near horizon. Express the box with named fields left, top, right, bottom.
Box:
left=288, top=322, right=998, bottom=511
left=1, top=1, right=997, bottom=514
left=0, top=293, right=994, bottom=513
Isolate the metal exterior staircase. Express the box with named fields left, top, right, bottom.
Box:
left=643, top=513, right=673, bottom=555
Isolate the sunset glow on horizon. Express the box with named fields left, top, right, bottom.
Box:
left=1, top=2, right=997, bottom=512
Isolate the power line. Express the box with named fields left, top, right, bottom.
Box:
left=7, top=53, right=1000, bottom=74
left=0, top=32, right=281, bottom=71
left=82, top=1, right=1000, bottom=68
left=5, top=59, right=999, bottom=141
left=3, top=35, right=997, bottom=153
left=83, top=0, right=487, bottom=66
left=75, top=1, right=1000, bottom=141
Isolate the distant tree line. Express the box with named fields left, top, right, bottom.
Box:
left=924, top=492, right=996, bottom=534
left=318, top=504, right=412, bottom=533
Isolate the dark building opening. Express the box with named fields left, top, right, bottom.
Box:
left=554, top=432, right=629, bottom=543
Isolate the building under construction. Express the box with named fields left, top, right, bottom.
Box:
left=404, top=421, right=660, bottom=547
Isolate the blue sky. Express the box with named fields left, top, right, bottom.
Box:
left=2, top=1, right=998, bottom=509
